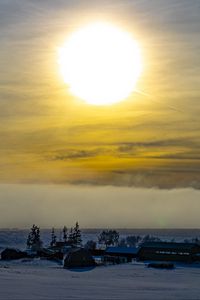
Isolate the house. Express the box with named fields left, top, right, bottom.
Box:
left=105, top=246, right=139, bottom=262
left=1, top=248, right=29, bottom=260
left=138, top=242, right=200, bottom=263
left=63, top=248, right=96, bottom=268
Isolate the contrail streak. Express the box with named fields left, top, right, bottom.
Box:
left=134, top=88, right=183, bottom=113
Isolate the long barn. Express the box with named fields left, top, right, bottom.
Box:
left=138, top=242, right=200, bottom=263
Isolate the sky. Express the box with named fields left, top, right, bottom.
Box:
left=0, top=0, right=200, bottom=227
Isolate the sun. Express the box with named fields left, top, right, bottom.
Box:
left=58, top=22, right=142, bottom=105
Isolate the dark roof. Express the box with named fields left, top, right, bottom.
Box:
left=64, top=248, right=95, bottom=268
left=140, top=242, right=200, bottom=251
left=106, top=246, right=139, bottom=254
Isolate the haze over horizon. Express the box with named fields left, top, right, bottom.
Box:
left=0, top=184, right=199, bottom=228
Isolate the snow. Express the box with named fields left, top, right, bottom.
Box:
left=0, top=260, right=199, bottom=300
left=0, top=229, right=200, bottom=299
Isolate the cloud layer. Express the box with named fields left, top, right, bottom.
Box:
left=0, top=0, right=200, bottom=189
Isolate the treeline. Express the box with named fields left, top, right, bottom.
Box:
left=50, top=222, right=82, bottom=247
left=85, top=230, right=163, bottom=250
left=26, top=224, right=200, bottom=252
left=26, top=222, right=82, bottom=251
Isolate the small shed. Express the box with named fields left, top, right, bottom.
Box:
left=63, top=248, right=96, bottom=268
left=138, top=242, right=200, bottom=263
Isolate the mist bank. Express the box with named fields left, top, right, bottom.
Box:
left=0, top=184, right=199, bottom=228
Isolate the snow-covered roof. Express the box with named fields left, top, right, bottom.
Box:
left=106, top=246, right=139, bottom=254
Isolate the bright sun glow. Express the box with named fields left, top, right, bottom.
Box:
left=58, top=22, right=142, bottom=105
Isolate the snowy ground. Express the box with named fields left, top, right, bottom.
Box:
left=0, top=259, right=199, bottom=300
left=0, top=229, right=200, bottom=299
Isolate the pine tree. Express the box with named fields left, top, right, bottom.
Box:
left=73, top=222, right=82, bottom=247
left=68, top=227, right=74, bottom=245
left=50, top=227, right=57, bottom=247
left=63, top=226, right=68, bottom=243
left=26, top=224, right=43, bottom=251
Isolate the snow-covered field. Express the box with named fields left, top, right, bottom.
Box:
left=0, top=259, right=199, bottom=300
left=0, top=229, right=200, bottom=300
